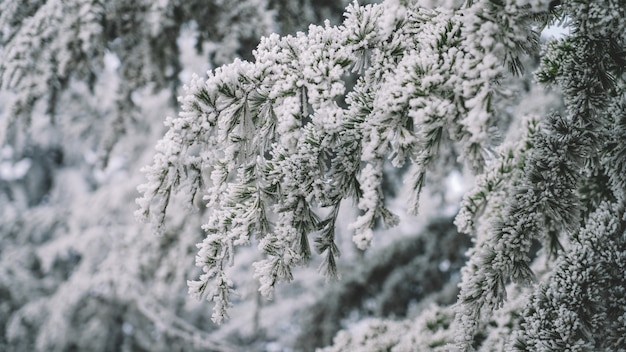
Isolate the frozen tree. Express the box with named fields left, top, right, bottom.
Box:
left=0, top=1, right=355, bottom=351
left=139, top=0, right=626, bottom=350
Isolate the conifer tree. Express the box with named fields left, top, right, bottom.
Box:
left=139, top=0, right=626, bottom=350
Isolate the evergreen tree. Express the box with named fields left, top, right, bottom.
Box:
left=139, top=0, right=626, bottom=351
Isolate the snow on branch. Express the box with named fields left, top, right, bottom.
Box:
left=138, top=0, right=545, bottom=325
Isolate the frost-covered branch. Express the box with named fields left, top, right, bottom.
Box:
left=138, top=0, right=544, bottom=324
left=514, top=201, right=626, bottom=351
left=454, top=1, right=626, bottom=349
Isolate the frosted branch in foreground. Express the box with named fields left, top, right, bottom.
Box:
left=138, top=0, right=545, bottom=324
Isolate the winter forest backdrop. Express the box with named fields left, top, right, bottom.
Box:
left=1, top=0, right=625, bottom=351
